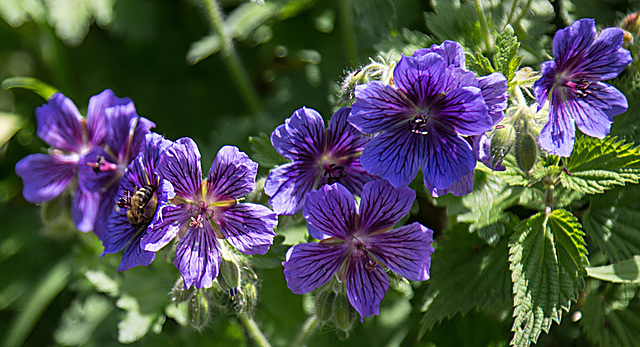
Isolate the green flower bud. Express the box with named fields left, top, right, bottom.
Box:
left=171, top=277, right=196, bottom=302
left=236, top=281, right=258, bottom=313
left=515, top=131, right=538, bottom=173
left=333, top=292, right=357, bottom=337
left=187, top=291, right=210, bottom=330
left=217, top=255, right=241, bottom=295
left=490, top=124, right=516, bottom=168
left=315, top=289, right=336, bottom=322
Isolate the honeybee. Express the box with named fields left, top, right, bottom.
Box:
left=118, top=185, right=155, bottom=226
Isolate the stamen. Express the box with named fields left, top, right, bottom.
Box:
left=189, top=215, right=204, bottom=228
left=86, top=156, right=118, bottom=173
left=410, top=115, right=429, bottom=135
left=322, top=163, right=347, bottom=184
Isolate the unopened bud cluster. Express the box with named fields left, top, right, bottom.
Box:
left=314, top=280, right=358, bottom=339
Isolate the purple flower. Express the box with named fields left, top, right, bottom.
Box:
left=15, top=90, right=131, bottom=232
left=265, top=107, right=376, bottom=215
left=283, top=180, right=434, bottom=320
left=80, top=102, right=155, bottom=240
left=349, top=44, right=498, bottom=196
left=534, top=18, right=632, bottom=157
left=146, top=138, right=277, bottom=289
left=102, top=133, right=175, bottom=271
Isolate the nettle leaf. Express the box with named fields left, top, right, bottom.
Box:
left=583, top=185, right=640, bottom=262
left=561, top=136, right=640, bottom=195
left=420, top=222, right=513, bottom=334
left=493, top=25, right=521, bottom=83
left=586, top=256, right=640, bottom=284
left=509, top=209, right=589, bottom=347
left=581, top=284, right=640, bottom=347
left=249, top=133, right=287, bottom=169
left=433, top=170, right=520, bottom=245
left=465, top=52, right=495, bottom=76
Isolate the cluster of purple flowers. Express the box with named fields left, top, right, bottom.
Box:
left=15, top=17, right=633, bottom=322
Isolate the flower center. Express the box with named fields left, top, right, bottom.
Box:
left=566, top=79, right=598, bottom=100
left=322, top=163, right=346, bottom=184
left=410, top=113, right=429, bottom=135
left=348, top=236, right=378, bottom=272
left=86, top=156, right=118, bottom=173
left=188, top=200, right=213, bottom=229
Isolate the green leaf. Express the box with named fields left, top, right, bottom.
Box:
left=352, top=0, right=396, bottom=39
left=420, top=222, right=513, bottom=335
left=583, top=185, right=640, bottom=262
left=509, top=209, right=589, bottom=347
left=54, top=294, right=113, bottom=346
left=494, top=25, right=521, bottom=82
left=562, top=136, right=640, bottom=194
left=116, top=295, right=163, bottom=344
left=46, top=0, right=116, bottom=46
left=586, top=256, right=640, bottom=284
left=0, top=112, right=24, bottom=148
left=249, top=133, right=287, bottom=169
left=465, top=51, right=495, bottom=76
left=581, top=284, right=640, bottom=347
left=2, top=77, right=58, bottom=100
left=85, top=270, right=120, bottom=297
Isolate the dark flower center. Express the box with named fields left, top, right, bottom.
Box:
left=566, top=79, right=601, bottom=100
left=410, top=114, right=429, bottom=135
left=322, top=163, right=346, bottom=184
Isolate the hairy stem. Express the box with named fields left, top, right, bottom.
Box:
left=474, top=0, right=492, bottom=50
left=238, top=313, right=271, bottom=347
left=506, top=0, right=520, bottom=26
left=292, top=315, right=319, bottom=347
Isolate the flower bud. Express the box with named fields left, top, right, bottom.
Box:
left=515, top=131, right=538, bottom=173
left=171, top=277, right=196, bottom=302
left=217, top=255, right=241, bottom=295
left=187, top=290, right=210, bottom=330
left=333, top=292, right=357, bottom=337
left=490, top=124, right=516, bottom=168
left=620, top=11, right=640, bottom=37
left=315, top=289, right=336, bottom=322
left=236, top=281, right=258, bottom=313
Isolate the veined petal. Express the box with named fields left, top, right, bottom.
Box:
left=346, top=255, right=389, bottom=321
left=86, top=89, right=132, bottom=147
left=71, top=187, right=100, bottom=232
left=140, top=133, right=173, bottom=175
left=570, top=82, right=627, bottom=139
left=78, top=147, right=119, bottom=193
left=35, top=93, right=84, bottom=152
left=327, top=107, right=368, bottom=153
left=337, top=162, right=377, bottom=197
left=103, top=208, right=140, bottom=254
left=358, top=180, right=415, bottom=235
left=366, top=223, right=434, bottom=281
left=93, top=185, right=119, bottom=242
left=215, top=203, right=277, bottom=255
left=434, top=86, right=491, bottom=136
left=174, top=223, right=221, bottom=289
left=264, top=162, right=317, bottom=215
left=158, top=137, right=203, bottom=200
left=303, top=183, right=357, bottom=239
left=428, top=170, right=475, bottom=197
left=271, top=107, right=325, bottom=160
left=360, top=126, right=426, bottom=188
left=553, top=18, right=595, bottom=68
left=206, top=146, right=258, bottom=201
left=350, top=81, right=413, bottom=134
left=118, top=233, right=155, bottom=272
left=534, top=61, right=556, bottom=110
left=575, top=27, right=632, bottom=81
left=394, top=53, right=449, bottom=108
left=422, top=125, right=476, bottom=190
left=15, top=153, right=76, bottom=203
left=538, top=98, right=576, bottom=157
left=414, top=40, right=465, bottom=68
left=478, top=73, right=508, bottom=125
left=142, top=204, right=189, bottom=252
left=105, top=103, right=155, bottom=164
left=283, top=242, right=348, bottom=294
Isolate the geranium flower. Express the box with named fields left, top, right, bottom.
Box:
left=283, top=180, right=434, bottom=320
left=265, top=107, right=375, bottom=215
left=534, top=18, right=632, bottom=157
left=146, top=138, right=277, bottom=289
left=15, top=90, right=131, bottom=231
left=102, top=133, right=175, bottom=271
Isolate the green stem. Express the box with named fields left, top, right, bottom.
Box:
left=339, top=0, right=358, bottom=64
left=506, top=0, right=519, bottom=26
left=238, top=313, right=271, bottom=347
left=474, top=0, right=492, bottom=50
left=292, top=315, right=319, bottom=347
left=202, top=0, right=262, bottom=115
left=513, top=0, right=533, bottom=28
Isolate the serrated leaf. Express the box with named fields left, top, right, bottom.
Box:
left=494, top=25, right=521, bottom=82
left=586, top=256, right=640, bottom=284
left=509, top=209, right=589, bottom=347
left=583, top=185, right=640, bottom=262
left=581, top=284, right=640, bottom=347
left=85, top=270, right=120, bottom=297
left=465, top=51, right=495, bottom=76
left=249, top=132, right=287, bottom=169
left=562, top=136, right=640, bottom=194
left=420, top=222, right=513, bottom=335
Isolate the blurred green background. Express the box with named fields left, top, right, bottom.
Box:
left=0, top=0, right=637, bottom=346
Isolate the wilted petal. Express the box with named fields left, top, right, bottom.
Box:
left=303, top=183, right=357, bottom=239
left=86, top=89, right=132, bottom=147
left=345, top=256, right=389, bottom=321
left=538, top=100, right=577, bottom=157
left=159, top=138, right=203, bottom=200
left=271, top=107, right=325, bottom=160
left=118, top=233, right=155, bottom=272
left=366, top=223, right=434, bottom=281
left=15, top=153, right=76, bottom=203
left=264, top=162, right=317, bottom=215
left=206, top=146, right=258, bottom=201
left=572, top=82, right=628, bottom=138
left=360, top=126, right=426, bottom=188
left=35, top=93, right=84, bottom=152
left=553, top=18, right=595, bottom=68
left=350, top=81, right=413, bottom=134
left=174, top=224, right=221, bottom=289
left=283, top=242, right=348, bottom=294
left=216, top=203, right=276, bottom=255
left=358, top=180, right=415, bottom=235
left=71, top=187, right=100, bottom=232
left=422, top=125, right=476, bottom=190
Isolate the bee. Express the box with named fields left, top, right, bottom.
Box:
left=119, top=185, right=155, bottom=227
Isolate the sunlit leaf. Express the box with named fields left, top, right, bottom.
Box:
left=586, top=256, right=640, bottom=284
left=494, top=24, right=521, bottom=83
left=2, top=77, right=58, bottom=100
left=249, top=132, right=287, bottom=169
left=54, top=294, right=113, bottom=346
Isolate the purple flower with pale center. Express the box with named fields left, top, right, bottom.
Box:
left=349, top=44, right=497, bottom=196
left=15, top=90, right=131, bottom=232
left=80, top=102, right=155, bottom=240
left=102, top=133, right=175, bottom=271
left=534, top=18, right=632, bottom=157
left=265, top=107, right=375, bottom=215
left=146, top=138, right=277, bottom=289
left=283, top=180, right=434, bottom=320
